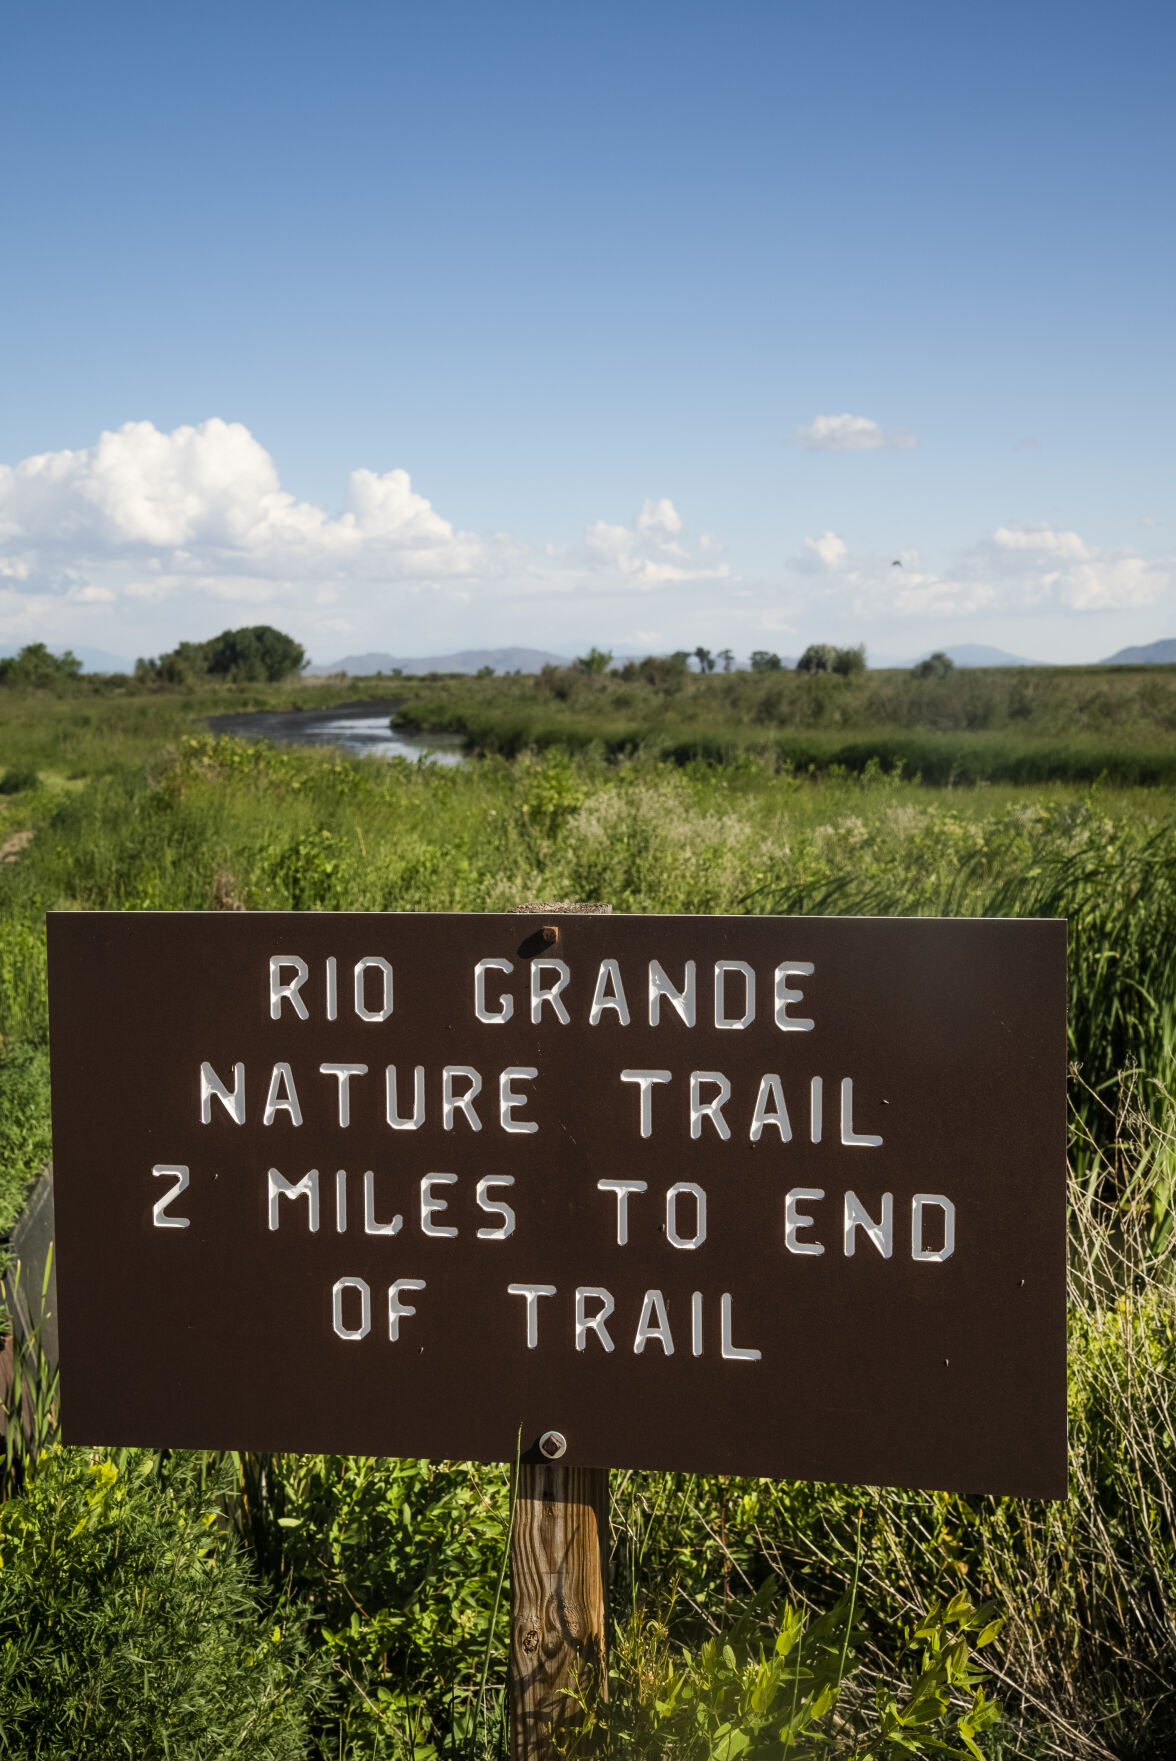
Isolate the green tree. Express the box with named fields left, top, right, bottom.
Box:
left=137, top=625, right=306, bottom=685
left=693, top=646, right=715, bottom=673
left=202, top=625, right=306, bottom=682
left=912, top=650, right=955, bottom=679
left=832, top=642, right=867, bottom=676
left=576, top=646, right=613, bottom=676
left=797, top=643, right=866, bottom=676
left=0, top=643, right=83, bottom=686
left=749, top=650, right=782, bottom=672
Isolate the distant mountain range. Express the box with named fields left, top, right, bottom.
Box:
left=879, top=643, right=1045, bottom=669
left=1100, top=638, right=1176, bottom=665
left=308, top=647, right=570, bottom=676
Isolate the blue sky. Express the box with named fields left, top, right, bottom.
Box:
left=1, top=0, right=1172, bottom=665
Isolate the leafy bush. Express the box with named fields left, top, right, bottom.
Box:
left=0, top=1449, right=318, bottom=1759
left=570, top=1587, right=1004, bottom=1759
left=0, top=765, right=39, bottom=795
left=235, top=1453, right=511, bottom=1757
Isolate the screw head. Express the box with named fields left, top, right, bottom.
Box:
left=538, top=1429, right=567, bottom=1459
left=541, top=925, right=559, bottom=945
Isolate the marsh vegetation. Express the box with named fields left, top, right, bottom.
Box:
left=2, top=664, right=1176, bottom=1757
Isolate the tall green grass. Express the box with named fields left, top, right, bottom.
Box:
left=398, top=663, right=1176, bottom=784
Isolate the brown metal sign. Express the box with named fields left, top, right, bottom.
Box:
left=47, top=910, right=1067, bottom=1496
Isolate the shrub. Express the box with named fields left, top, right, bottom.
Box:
left=569, top=1589, right=1005, bottom=1759
left=0, top=765, right=39, bottom=794
left=0, top=1449, right=317, bottom=1759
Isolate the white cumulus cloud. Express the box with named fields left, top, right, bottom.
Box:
left=785, top=521, right=1170, bottom=621
left=0, top=420, right=740, bottom=651
left=0, top=419, right=493, bottom=585
left=795, top=413, right=917, bottom=453
left=584, top=497, right=730, bottom=590
left=803, top=531, right=849, bottom=569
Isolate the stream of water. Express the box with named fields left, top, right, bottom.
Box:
left=206, top=698, right=464, bottom=764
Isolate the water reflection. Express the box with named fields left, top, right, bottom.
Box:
left=207, top=698, right=464, bottom=765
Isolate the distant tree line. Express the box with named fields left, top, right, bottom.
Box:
left=570, top=643, right=879, bottom=680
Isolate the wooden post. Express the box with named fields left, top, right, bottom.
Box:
left=509, top=903, right=611, bottom=1761
left=510, top=1458, right=609, bottom=1758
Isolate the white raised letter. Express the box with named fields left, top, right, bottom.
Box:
left=507, top=1283, right=556, bottom=1349
left=152, top=1165, right=190, bottom=1228
left=634, top=1289, right=674, bottom=1355
left=353, top=957, right=393, bottom=1022
left=270, top=956, right=309, bottom=1021
left=912, top=1194, right=956, bottom=1262
left=443, top=1066, right=483, bottom=1131
left=844, top=1191, right=893, bottom=1258
left=364, top=1169, right=403, bottom=1236
left=325, top=956, right=338, bottom=1021
left=386, top=1065, right=425, bottom=1130
left=597, top=1178, right=647, bottom=1245
left=841, top=1078, right=883, bottom=1147
left=476, top=1176, right=516, bottom=1239
left=720, top=1293, right=761, bottom=1360
left=388, top=1278, right=425, bottom=1340
left=421, top=1173, right=459, bottom=1237
left=499, top=1066, right=538, bottom=1133
left=575, top=1287, right=616, bottom=1352
left=530, top=958, right=571, bottom=1025
left=785, top=1187, right=824, bottom=1256
left=689, top=1071, right=731, bottom=1140
left=263, top=1063, right=303, bottom=1127
left=320, top=1062, right=368, bottom=1128
left=589, top=959, right=630, bottom=1026
left=333, top=1276, right=370, bottom=1340
left=475, top=957, right=514, bottom=1023
left=750, top=1074, right=792, bottom=1142
left=649, top=960, right=696, bottom=1027
left=200, top=1061, right=245, bottom=1125
left=691, top=1290, right=703, bottom=1357
left=665, top=1182, right=707, bottom=1249
left=620, top=1069, right=671, bottom=1137
left=774, top=962, right=814, bottom=1031
left=809, top=1075, right=823, bottom=1144
left=714, top=960, right=755, bottom=1029
left=268, top=1167, right=319, bottom=1231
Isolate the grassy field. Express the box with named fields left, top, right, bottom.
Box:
left=2, top=668, right=1176, bottom=1758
